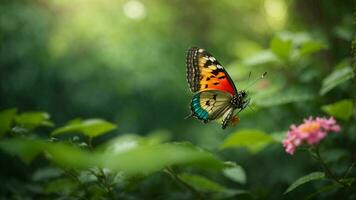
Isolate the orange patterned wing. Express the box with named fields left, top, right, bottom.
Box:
left=186, top=47, right=237, bottom=96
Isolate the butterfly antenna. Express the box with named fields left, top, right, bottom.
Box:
left=244, top=72, right=267, bottom=90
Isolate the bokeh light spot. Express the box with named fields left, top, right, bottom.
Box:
left=264, top=0, right=287, bottom=30
left=123, top=0, right=146, bottom=20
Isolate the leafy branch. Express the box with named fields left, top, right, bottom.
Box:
left=311, top=146, right=356, bottom=192
left=89, top=168, right=117, bottom=199
left=164, top=167, right=205, bottom=200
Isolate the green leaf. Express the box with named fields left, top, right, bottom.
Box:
left=0, top=138, right=95, bottom=167
left=242, top=50, right=278, bottom=66
left=0, top=138, right=223, bottom=175
left=284, top=172, right=325, bottom=194
left=304, top=183, right=340, bottom=200
left=51, top=118, right=117, bottom=138
left=223, top=162, right=246, bottom=184
left=321, top=99, right=353, bottom=121
left=319, top=66, right=354, bottom=95
left=341, top=177, right=356, bottom=186
left=299, top=41, right=326, bottom=56
left=0, top=138, right=45, bottom=163
left=32, top=167, right=63, bottom=181
left=100, top=131, right=170, bottom=153
left=334, top=58, right=351, bottom=70
left=100, top=134, right=141, bottom=153
left=178, top=173, right=226, bottom=192
left=45, top=142, right=98, bottom=168
left=44, top=178, right=78, bottom=195
left=144, top=129, right=171, bottom=145
left=14, top=111, right=54, bottom=130
left=177, top=173, right=248, bottom=198
left=270, top=131, right=286, bottom=142
left=249, top=84, right=282, bottom=106
left=322, top=149, right=349, bottom=163
left=270, top=36, right=292, bottom=61
left=221, top=129, right=276, bottom=153
left=0, top=108, right=17, bottom=138
left=255, top=87, right=314, bottom=107
left=104, top=142, right=224, bottom=175
left=65, top=118, right=83, bottom=125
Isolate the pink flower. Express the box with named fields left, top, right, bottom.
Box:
left=283, top=117, right=341, bottom=155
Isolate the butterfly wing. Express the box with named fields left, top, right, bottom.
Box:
left=190, top=90, right=234, bottom=126
left=186, top=47, right=237, bottom=96
left=220, top=107, right=235, bottom=129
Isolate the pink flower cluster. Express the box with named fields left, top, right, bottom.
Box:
left=283, top=117, right=341, bottom=155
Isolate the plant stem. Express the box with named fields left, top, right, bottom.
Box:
left=313, top=146, right=356, bottom=192
left=165, top=167, right=205, bottom=200
left=64, top=169, right=89, bottom=199
left=100, top=168, right=116, bottom=199
left=88, top=137, right=93, bottom=149
left=343, top=161, right=355, bottom=179
left=89, top=168, right=117, bottom=199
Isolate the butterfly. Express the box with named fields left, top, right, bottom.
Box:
left=185, top=47, right=249, bottom=129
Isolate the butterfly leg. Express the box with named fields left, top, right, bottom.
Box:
left=184, top=112, right=193, bottom=119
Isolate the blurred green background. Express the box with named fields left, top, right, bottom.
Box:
left=0, top=0, right=355, bottom=199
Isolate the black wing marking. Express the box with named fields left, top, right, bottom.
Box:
left=221, top=107, right=235, bottom=129
left=186, top=47, right=238, bottom=94
left=186, top=47, right=200, bottom=92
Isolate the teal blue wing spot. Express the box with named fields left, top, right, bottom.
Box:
left=189, top=90, right=232, bottom=123
left=191, top=94, right=209, bottom=122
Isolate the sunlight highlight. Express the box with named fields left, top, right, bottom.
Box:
left=123, top=0, right=146, bottom=20
left=264, top=0, right=287, bottom=30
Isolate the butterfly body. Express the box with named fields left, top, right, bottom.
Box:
left=186, top=47, right=249, bottom=129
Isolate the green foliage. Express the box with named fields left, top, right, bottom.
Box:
left=243, top=50, right=278, bottom=66
left=44, top=178, right=78, bottom=195
left=321, top=99, right=354, bottom=121
left=0, top=0, right=355, bottom=199
left=271, top=131, right=287, bottom=142
left=102, top=142, right=224, bottom=175
left=0, top=108, right=234, bottom=199
left=51, top=119, right=117, bottom=138
left=284, top=172, right=325, bottom=194
left=319, top=66, right=354, bottom=95
left=0, top=108, right=17, bottom=137
left=303, top=183, right=340, bottom=200
left=175, top=172, right=248, bottom=198
left=0, top=109, right=56, bottom=136
left=299, top=41, right=326, bottom=56
left=0, top=138, right=94, bottom=167
left=14, top=111, right=54, bottom=130
left=32, top=167, right=63, bottom=182
left=99, top=131, right=170, bottom=152
left=0, top=138, right=224, bottom=175
left=268, top=33, right=327, bottom=65
left=254, top=87, right=314, bottom=107
left=178, top=173, right=226, bottom=193
left=0, top=138, right=46, bottom=163
left=270, top=36, right=293, bottom=62
left=221, top=129, right=276, bottom=153
left=222, top=162, right=246, bottom=184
